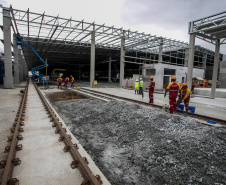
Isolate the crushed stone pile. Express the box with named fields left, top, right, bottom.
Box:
left=55, top=99, right=226, bottom=185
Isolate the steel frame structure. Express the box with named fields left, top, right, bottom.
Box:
left=189, top=10, right=226, bottom=45
left=1, top=6, right=220, bottom=71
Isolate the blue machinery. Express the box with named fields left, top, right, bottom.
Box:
left=16, top=35, right=49, bottom=83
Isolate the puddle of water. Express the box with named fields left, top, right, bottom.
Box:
left=45, top=91, right=89, bottom=102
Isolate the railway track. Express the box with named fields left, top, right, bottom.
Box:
left=76, top=87, right=226, bottom=126
left=0, top=80, right=29, bottom=185
left=0, top=81, right=103, bottom=185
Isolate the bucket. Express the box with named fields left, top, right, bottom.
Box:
left=178, top=104, right=184, bottom=111
left=162, top=104, right=169, bottom=112
left=207, top=120, right=216, bottom=124
left=188, top=106, right=196, bottom=113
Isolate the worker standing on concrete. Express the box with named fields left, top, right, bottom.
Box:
left=70, top=75, right=74, bottom=88
left=178, top=83, right=191, bottom=112
left=148, top=76, right=155, bottom=103
left=57, top=76, right=63, bottom=89
left=134, top=79, right=139, bottom=94
left=139, top=78, right=144, bottom=98
left=164, top=76, right=179, bottom=114
left=203, top=80, right=208, bottom=87
left=63, top=77, right=70, bottom=88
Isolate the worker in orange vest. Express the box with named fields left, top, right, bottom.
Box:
left=148, top=76, right=155, bottom=103
left=178, top=83, right=191, bottom=112
left=63, top=77, right=70, bottom=88
left=203, top=80, right=208, bottom=87
left=57, top=76, right=63, bottom=89
left=70, top=75, right=74, bottom=88
left=164, top=76, right=180, bottom=114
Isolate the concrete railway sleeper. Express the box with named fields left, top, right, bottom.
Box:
left=80, top=88, right=226, bottom=126
left=0, top=80, right=29, bottom=185
left=33, top=82, right=102, bottom=185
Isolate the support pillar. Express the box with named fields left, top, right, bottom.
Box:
left=211, top=40, right=220, bottom=98
left=90, top=31, right=95, bottom=88
left=184, top=48, right=189, bottom=67
left=23, top=59, right=27, bottom=80
left=119, top=35, right=125, bottom=87
left=3, top=9, right=14, bottom=88
left=108, top=56, right=111, bottom=82
left=79, top=66, right=81, bottom=81
left=187, top=33, right=195, bottom=90
left=18, top=47, right=23, bottom=82
left=13, top=34, right=19, bottom=84
left=158, top=45, right=163, bottom=62
left=202, top=53, right=207, bottom=79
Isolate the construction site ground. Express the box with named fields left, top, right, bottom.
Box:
left=1, top=80, right=226, bottom=185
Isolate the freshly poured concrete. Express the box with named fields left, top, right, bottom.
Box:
left=13, top=82, right=83, bottom=185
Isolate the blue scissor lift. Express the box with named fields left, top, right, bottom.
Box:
left=16, top=35, right=49, bottom=83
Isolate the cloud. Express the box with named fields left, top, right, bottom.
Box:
left=0, top=0, right=9, bottom=7
left=122, top=0, right=226, bottom=30
left=121, top=0, right=226, bottom=54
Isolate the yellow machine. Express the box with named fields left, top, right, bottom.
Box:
left=51, top=69, right=66, bottom=79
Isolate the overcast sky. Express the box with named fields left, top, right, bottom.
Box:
left=0, top=0, right=226, bottom=54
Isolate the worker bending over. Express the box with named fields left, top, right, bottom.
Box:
left=148, top=76, right=155, bottom=104
left=134, top=79, right=139, bottom=94
left=63, top=77, right=70, bottom=88
left=70, top=75, right=74, bottom=87
left=164, top=76, right=179, bottom=114
left=57, top=76, right=63, bottom=89
left=178, top=83, right=191, bottom=112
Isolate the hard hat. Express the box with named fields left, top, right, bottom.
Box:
left=136, top=79, right=138, bottom=82
left=182, top=83, right=187, bottom=87
left=171, top=76, right=176, bottom=80
left=140, top=78, right=142, bottom=80
left=150, top=76, right=154, bottom=79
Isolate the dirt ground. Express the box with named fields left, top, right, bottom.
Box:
left=49, top=97, right=225, bottom=185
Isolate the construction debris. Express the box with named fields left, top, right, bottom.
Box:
left=54, top=99, right=226, bottom=185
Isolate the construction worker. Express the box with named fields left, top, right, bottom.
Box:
left=178, top=83, right=191, bottom=112
left=134, top=79, right=139, bottom=94
left=148, top=76, right=155, bottom=103
left=216, top=80, right=219, bottom=88
left=139, top=78, right=144, bottom=98
left=164, top=76, right=179, bottom=114
left=63, top=77, right=70, bottom=88
left=70, top=75, right=74, bottom=88
left=57, top=76, right=63, bottom=89
left=203, top=80, right=208, bottom=87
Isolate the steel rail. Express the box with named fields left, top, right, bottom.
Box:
left=81, top=88, right=226, bottom=125
left=32, top=82, right=101, bottom=185
left=0, top=80, right=29, bottom=185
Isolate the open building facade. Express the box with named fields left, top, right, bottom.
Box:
left=1, top=6, right=226, bottom=97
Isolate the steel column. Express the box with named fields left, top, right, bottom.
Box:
left=187, top=33, right=196, bottom=90
left=120, top=36, right=125, bottom=87
left=90, top=31, right=95, bottom=88
left=3, top=9, right=14, bottom=88
left=108, top=56, right=111, bottom=82
left=13, top=34, right=19, bottom=84
left=211, top=40, right=220, bottom=98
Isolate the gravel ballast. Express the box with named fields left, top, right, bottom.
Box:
left=53, top=99, right=226, bottom=185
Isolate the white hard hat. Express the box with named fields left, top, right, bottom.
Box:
left=136, top=79, right=138, bottom=81
left=140, top=78, right=142, bottom=80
